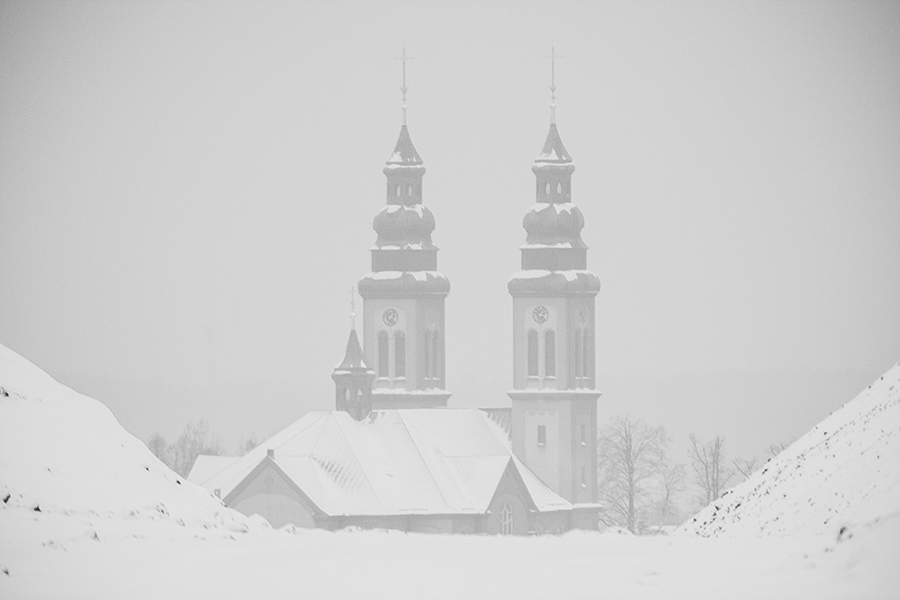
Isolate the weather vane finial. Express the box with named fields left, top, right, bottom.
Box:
left=546, top=45, right=561, bottom=124
left=396, top=46, right=413, bottom=125
left=349, top=286, right=357, bottom=330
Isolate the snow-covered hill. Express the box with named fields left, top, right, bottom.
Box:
left=0, top=343, right=245, bottom=529
left=1, top=343, right=897, bottom=599
left=683, top=361, right=900, bottom=539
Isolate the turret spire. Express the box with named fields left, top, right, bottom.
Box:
left=396, top=47, right=413, bottom=125
left=546, top=45, right=562, bottom=125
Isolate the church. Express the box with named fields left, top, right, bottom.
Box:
left=189, top=64, right=603, bottom=534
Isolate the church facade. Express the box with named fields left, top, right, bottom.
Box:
left=189, top=87, right=602, bottom=534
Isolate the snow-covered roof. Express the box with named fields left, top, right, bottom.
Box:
left=193, top=409, right=574, bottom=517
left=187, top=455, right=240, bottom=488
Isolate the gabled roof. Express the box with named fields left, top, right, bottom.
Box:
left=386, top=125, right=423, bottom=166
left=535, top=123, right=572, bottom=164
left=191, top=409, right=574, bottom=517
left=335, top=329, right=370, bottom=372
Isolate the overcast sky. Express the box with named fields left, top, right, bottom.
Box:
left=1, top=0, right=898, bottom=461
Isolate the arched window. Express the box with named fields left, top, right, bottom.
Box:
left=527, top=330, right=539, bottom=377
left=407, top=185, right=413, bottom=196
left=394, top=331, right=405, bottom=378
left=395, top=185, right=401, bottom=198
left=544, top=330, right=556, bottom=378
left=583, top=328, right=593, bottom=385
left=557, top=182, right=562, bottom=194
left=544, top=182, right=550, bottom=196
left=574, top=329, right=583, bottom=383
left=432, top=330, right=443, bottom=385
left=500, top=502, right=513, bottom=535
left=424, top=330, right=433, bottom=381
left=377, top=331, right=389, bottom=377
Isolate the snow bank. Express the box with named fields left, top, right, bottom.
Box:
left=682, top=361, right=900, bottom=539
left=0, top=343, right=246, bottom=529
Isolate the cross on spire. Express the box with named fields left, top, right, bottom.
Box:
left=396, top=47, right=414, bottom=125
left=545, top=45, right=562, bottom=124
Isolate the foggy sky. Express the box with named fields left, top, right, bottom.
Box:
left=1, top=0, right=898, bottom=462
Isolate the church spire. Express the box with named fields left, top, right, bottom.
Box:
left=356, top=50, right=451, bottom=410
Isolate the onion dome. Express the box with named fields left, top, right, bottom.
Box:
left=523, top=203, right=587, bottom=248
left=373, top=204, right=436, bottom=249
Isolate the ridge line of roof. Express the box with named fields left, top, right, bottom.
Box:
left=264, top=411, right=332, bottom=455
left=396, top=411, right=462, bottom=511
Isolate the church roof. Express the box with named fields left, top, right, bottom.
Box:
left=335, top=329, right=370, bottom=371
left=187, top=455, right=240, bottom=488
left=189, top=409, right=574, bottom=517
left=535, top=123, right=572, bottom=164
left=386, top=125, right=423, bottom=166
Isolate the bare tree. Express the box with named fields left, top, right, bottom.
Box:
left=687, top=434, right=735, bottom=506
left=656, top=463, right=686, bottom=527
left=598, top=416, right=670, bottom=533
left=767, top=440, right=792, bottom=459
left=169, top=420, right=222, bottom=477
left=147, top=432, right=169, bottom=466
left=733, top=455, right=760, bottom=480
left=238, top=433, right=259, bottom=456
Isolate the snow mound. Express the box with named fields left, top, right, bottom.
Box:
left=682, top=361, right=900, bottom=539
left=0, top=343, right=246, bottom=530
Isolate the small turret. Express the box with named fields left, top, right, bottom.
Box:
left=332, top=329, right=376, bottom=421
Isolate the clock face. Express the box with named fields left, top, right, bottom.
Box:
left=382, top=308, right=399, bottom=326
left=532, top=305, right=549, bottom=324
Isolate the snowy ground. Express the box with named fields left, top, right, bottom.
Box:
left=2, top=344, right=898, bottom=599
left=3, top=511, right=898, bottom=600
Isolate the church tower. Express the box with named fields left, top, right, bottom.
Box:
left=508, top=59, right=601, bottom=506
left=357, top=52, right=451, bottom=409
